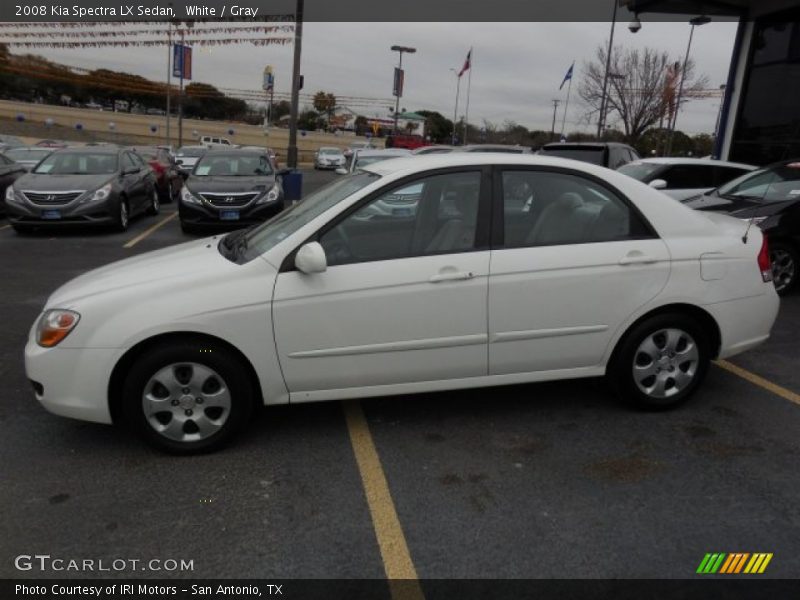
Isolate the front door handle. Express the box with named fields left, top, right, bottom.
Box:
left=429, top=271, right=475, bottom=283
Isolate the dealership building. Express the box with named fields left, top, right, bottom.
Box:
left=625, top=0, right=800, bottom=165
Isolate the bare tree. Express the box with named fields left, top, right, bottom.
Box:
left=579, top=45, right=709, bottom=144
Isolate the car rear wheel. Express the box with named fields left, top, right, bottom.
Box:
left=116, top=200, right=130, bottom=232
left=608, top=313, right=710, bottom=410
left=121, top=340, right=254, bottom=454
left=770, top=242, right=797, bottom=295
left=146, top=187, right=160, bottom=216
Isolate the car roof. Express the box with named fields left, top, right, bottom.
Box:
left=202, top=148, right=267, bottom=156
left=460, top=144, right=528, bottom=151
left=318, top=146, right=344, bottom=151
left=356, top=149, right=411, bottom=157
left=630, top=157, right=757, bottom=169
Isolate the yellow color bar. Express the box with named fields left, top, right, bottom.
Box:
left=758, top=553, right=773, bottom=574
left=744, top=554, right=760, bottom=574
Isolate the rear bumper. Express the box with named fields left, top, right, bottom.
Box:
left=706, top=289, right=780, bottom=359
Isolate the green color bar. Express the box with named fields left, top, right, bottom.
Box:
left=697, top=554, right=713, bottom=574
left=710, top=553, right=727, bottom=573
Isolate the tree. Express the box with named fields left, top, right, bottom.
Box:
left=298, top=109, right=320, bottom=131
left=312, top=91, right=336, bottom=126
left=579, top=45, right=709, bottom=145
left=271, top=100, right=291, bottom=122
left=415, top=110, right=453, bottom=143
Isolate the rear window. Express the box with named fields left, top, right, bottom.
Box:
left=539, top=147, right=605, bottom=165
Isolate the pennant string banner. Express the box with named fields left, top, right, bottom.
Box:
left=0, top=37, right=294, bottom=48
left=0, top=25, right=294, bottom=38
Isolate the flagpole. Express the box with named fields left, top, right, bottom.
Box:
left=463, top=47, right=472, bottom=145
left=560, top=61, right=574, bottom=137
left=451, top=69, right=461, bottom=145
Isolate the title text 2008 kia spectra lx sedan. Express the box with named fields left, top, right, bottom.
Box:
left=25, top=154, right=779, bottom=453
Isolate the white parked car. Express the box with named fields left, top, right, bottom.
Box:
left=25, top=154, right=779, bottom=453
left=618, top=158, right=756, bottom=202
left=314, top=147, right=346, bottom=170
left=200, top=136, right=232, bottom=149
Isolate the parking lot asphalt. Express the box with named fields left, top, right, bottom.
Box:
left=2, top=167, right=799, bottom=584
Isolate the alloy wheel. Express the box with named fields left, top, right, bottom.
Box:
left=119, top=202, right=129, bottom=229
left=632, top=328, right=699, bottom=399
left=141, top=362, right=232, bottom=443
left=771, top=247, right=795, bottom=294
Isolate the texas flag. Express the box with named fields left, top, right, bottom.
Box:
left=559, top=62, right=574, bottom=90
left=458, top=49, right=472, bottom=77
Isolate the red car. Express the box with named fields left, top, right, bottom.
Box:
left=385, top=133, right=429, bottom=151
left=130, top=146, right=182, bottom=203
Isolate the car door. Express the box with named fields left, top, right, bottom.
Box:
left=126, top=152, right=150, bottom=212
left=272, top=169, right=492, bottom=394
left=488, top=167, right=670, bottom=375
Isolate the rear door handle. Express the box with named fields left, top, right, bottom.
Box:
left=619, top=253, right=659, bottom=266
left=429, top=271, right=475, bottom=283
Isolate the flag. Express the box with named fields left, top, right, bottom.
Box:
left=559, top=62, right=574, bottom=90
left=458, top=48, right=472, bottom=77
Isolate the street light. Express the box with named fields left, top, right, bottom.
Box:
left=390, top=45, right=416, bottom=136
left=596, top=0, right=619, bottom=138
left=665, top=15, right=711, bottom=156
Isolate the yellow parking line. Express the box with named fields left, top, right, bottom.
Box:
left=123, top=212, right=177, bottom=249
left=342, top=400, right=425, bottom=600
left=716, top=360, right=800, bottom=406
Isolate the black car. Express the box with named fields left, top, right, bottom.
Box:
left=684, top=159, right=800, bottom=294
left=179, top=149, right=285, bottom=234
left=0, top=152, right=27, bottom=217
left=538, top=142, right=640, bottom=169
left=4, top=146, right=159, bottom=233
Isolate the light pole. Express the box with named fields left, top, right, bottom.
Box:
left=176, top=20, right=193, bottom=149
left=713, top=83, right=727, bottom=149
left=450, top=68, right=461, bottom=145
left=599, top=72, right=625, bottom=139
left=665, top=15, right=710, bottom=156
left=596, top=0, right=618, bottom=138
left=287, top=0, right=304, bottom=169
left=390, top=45, right=416, bottom=136
left=550, top=99, right=561, bottom=142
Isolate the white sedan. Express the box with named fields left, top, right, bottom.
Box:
left=25, top=154, right=779, bottom=453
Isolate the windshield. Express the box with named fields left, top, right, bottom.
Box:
left=716, top=163, right=800, bottom=203
left=194, top=153, right=273, bottom=176
left=33, top=152, right=118, bottom=174
left=237, top=171, right=380, bottom=262
left=539, top=147, right=604, bottom=165
left=6, top=148, right=51, bottom=161
left=618, top=162, right=663, bottom=181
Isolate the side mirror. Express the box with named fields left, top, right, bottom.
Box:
left=335, top=168, right=348, bottom=175
left=295, top=242, right=327, bottom=274
left=649, top=179, right=667, bottom=190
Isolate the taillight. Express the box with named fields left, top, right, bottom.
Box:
left=758, top=234, right=773, bottom=283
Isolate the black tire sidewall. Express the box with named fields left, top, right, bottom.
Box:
left=121, top=341, right=254, bottom=454
left=609, top=312, right=710, bottom=410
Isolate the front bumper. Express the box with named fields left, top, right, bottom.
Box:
left=179, top=197, right=284, bottom=229
left=25, top=340, right=118, bottom=424
left=5, top=196, right=117, bottom=227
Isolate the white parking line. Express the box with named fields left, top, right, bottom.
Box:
left=0, top=224, right=10, bottom=231
left=123, top=212, right=177, bottom=249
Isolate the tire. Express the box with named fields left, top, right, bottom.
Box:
left=180, top=222, right=198, bottom=235
left=607, top=312, right=710, bottom=410
left=121, top=340, right=254, bottom=454
left=770, top=242, right=797, bottom=296
left=11, top=224, right=33, bottom=234
left=146, top=186, right=160, bottom=216
left=115, top=199, right=130, bottom=232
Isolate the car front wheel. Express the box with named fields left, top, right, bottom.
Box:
left=116, top=199, right=130, bottom=232
left=146, top=187, right=160, bottom=216
left=608, top=313, right=710, bottom=410
left=122, top=340, right=254, bottom=453
left=770, top=242, right=797, bottom=295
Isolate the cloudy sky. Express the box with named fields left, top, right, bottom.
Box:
left=21, top=20, right=739, bottom=135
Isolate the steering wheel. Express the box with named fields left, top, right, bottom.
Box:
left=323, top=223, right=353, bottom=264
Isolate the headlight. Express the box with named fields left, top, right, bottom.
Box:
left=79, top=183, right=112, bottom=204
left=181, top=186, right=202, bottom=205
left=5, top=185, right=20, bottom=204
left=256, top=182, right=282, bottom=205
left=36, top=309, right=80, bottom=348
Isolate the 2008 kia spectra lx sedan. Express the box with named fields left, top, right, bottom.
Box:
left=25, top=154, right=779, bottom=453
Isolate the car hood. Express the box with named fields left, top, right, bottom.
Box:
left=185, top=175, right=275, bottom=194
left=46, top=238, right=234, bottom=308
left=14, top=173, right=114, bottom=192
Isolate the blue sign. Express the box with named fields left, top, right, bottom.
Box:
left=173, top=44, right=192, bottom=80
